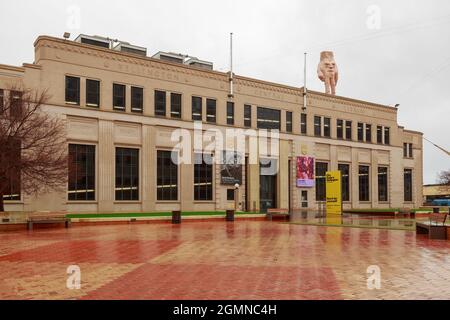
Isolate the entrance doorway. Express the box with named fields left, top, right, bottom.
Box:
left=259, top=158, right=277, bottom=212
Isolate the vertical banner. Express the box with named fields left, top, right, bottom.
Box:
left=296, top=156, right=315, bottom=187
left=325, top=170, right=342, bottom=215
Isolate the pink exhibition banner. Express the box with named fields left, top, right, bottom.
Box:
left=296, top=156, right=315, bottom=188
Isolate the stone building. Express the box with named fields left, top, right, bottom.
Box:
left=0, top=34, right=423, bottom=213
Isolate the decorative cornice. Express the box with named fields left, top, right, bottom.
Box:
left=0, top=63, right=25, bottom=73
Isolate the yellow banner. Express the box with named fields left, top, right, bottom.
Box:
left=326, top=170, right=342, bottom=215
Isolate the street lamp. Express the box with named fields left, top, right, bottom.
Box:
left=234, top=183, right=240, bottom=211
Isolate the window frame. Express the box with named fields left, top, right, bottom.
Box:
left=131, top=86, right=144, bottom=113
left=86, top=79, right=100, bottom=108
left=404, top=168, right=413, bottom=202
left=244, top=104, right=252, bottom=127
left=314, top=116, right=322, bottom=136
left=286, top=111, right=292, bottom=133
left=358, top=165, right=370, bottom=202
left=378, top=166, right=388, bottom=202
left=68, top=143, right=96, bottom=201
left=315, top=162, right=328, bottom=201
left=227, top=101, right=234, bottom=125
left=115, top=147, right=140, bottom=201
left=338, top=163, right=350, bottom=202
left=257, top=107, right=281, bottom=130
left=156, top=150, right=179, bottom=201
left=154, top=90, right=166, bottom=117
left=300, top=113, right=307, bottom=135
left=206, top=98, right=217, bottom=123
left=192, top=96, right=202, bottom=121
left=65, top=75, right=80, bottom=105
left=112, top=83, right=126, bottom=111
left=170, top=92, right=182, bottom=118
left=323, top=117, right=331, bottom=137
left=193, top=153, right=214, bottom=201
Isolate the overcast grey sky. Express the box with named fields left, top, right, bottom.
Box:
left=0, top=0, right=449, bottom=184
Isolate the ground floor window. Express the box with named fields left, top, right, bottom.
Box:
left=68, top=144, right=95, bottom=201
left=404, top=169, right=413, bottom=202
left=3, top=140, right=21, bottom=201
left=378, top=167, right=388, bottom=202
left=315, top=162, right=328, bottom=201
left=359, top=165, right=370, bottom=201
left=157, top=150, right=178, bottom=201
left=338, top=163, right=350, bottom=201
left=115, top=147, right=139, bottom=201
left=194, top=153, right=213, bottom=201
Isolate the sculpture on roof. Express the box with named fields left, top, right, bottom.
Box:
left=317, top=51, right=338, bottom=95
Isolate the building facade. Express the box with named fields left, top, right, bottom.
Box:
left=1, top=35, right=423, bottom=213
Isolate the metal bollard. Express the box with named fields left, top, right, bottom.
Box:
left=172, top=210, right=181, bottom=224
left=226, top=210, right=235, bottom=222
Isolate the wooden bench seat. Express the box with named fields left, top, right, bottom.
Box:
left=266, top=208, right=289, bottom=221
left=416, top=213, right=447, bottom=240
left=27, top=212, right=71, bottom=230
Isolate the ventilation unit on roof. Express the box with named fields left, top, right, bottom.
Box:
left=151, top=51, right=186, bottom=64
left=114, top=42, right=147, bottom=57
left=74, top=34, right=110, bottom=48
left=185, top=57, right=213, bottom=70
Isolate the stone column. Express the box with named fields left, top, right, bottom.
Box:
left=98, top=120, right=115, bottom=212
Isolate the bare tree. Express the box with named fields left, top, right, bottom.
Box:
left=437, top=170, right=450, bottom=186
left=0, top=86, right=67, bottom=212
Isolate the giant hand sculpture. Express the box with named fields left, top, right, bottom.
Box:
left=317, top=51, right=338, bottom=95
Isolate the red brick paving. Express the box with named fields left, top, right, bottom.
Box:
left=0, top=220, right=449, bottom=300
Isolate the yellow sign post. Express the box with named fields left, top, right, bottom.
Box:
left=325, top=170, right=342, bottom=215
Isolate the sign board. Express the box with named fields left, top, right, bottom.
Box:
left=220, top=151, right=242, bottom=185
left=296, top=156, right=314, bottom=187
left=325, top=170, right=342, bottom=215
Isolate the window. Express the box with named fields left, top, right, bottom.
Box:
left=154, top=90, right=166, bottom=116
left=404, top=143, right=413, bottom=158
left=68, top=144, right=95, bottom=201
left=113, top=83, right=126, bottom=110
left=301, top=190, right=308, bottom=208
left=227, top=189, right=235, bottom=201
left=157, top=150, right=178, bottom=201
left=0, top=89, right=4, bottom=112
left=384, top=127, right=390, bottom=145
left=115, top=148, right=139, bottom=201
left=244, top=104, right=251, bottom=127
left=376, top=126, right=382, bottom=143
left=404, top=169, right=412, bottom=202
left=337, top=119, right=343, bottom=139
left=345, top=121, right=352, bottom=140
left=227, top=102, right=234, bottom=125
left=3, top=139, right=21, bottom=201
left=365, top=124, right=372, bottom=142
left=10, top=91, right=22, bottom=118
left=285, top=111, right=293, bottom=132
left=131, top=87, right=143, bottom=113
left=358, top=165, right=370, bottom=201
left=170, top=93, right=182, bottom=118
left=192, top=96, right=202, bottom=121
left=257, top=107, right=280, bottom=130
left=86, top=79, right=100, bottom=107
left=324, top=117, right=330, bottom=137
left=357, top=122, right=364, bottom=141
left=300, top=113, right=307, bottom=134
left=315, top=162, right=328, bottom=201
left=338, top=164, right=350, bottom=202
left=206, top=98, right=216, bottom=123
left=65, top=76, right=80, bottom=104
left=378, top=167, right=388, bottom=202
left=314, top=116, right=321, bottom=136
left=194, top=153, right=213, bottom=201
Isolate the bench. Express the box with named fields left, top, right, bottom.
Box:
left=27, top=212, right=71, bottom=230
left=416, top=213, right=447, bottom=240
left=266, top=208, right=289, bottom=221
